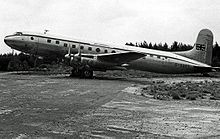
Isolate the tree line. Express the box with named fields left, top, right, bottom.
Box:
left=125, top=41, right=193, bottom=51
left=125, top=41, right=220, bottom=66
left=0, top=41, right=220, bottom=71
left=0, top=53, right=59, bottom=71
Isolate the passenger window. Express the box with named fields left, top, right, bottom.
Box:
left=30, top=37, right=34, bottom=40
left=80, top=46, right=84, bottom=49
left=64, top=43, right=68, bottom=47
left=47, top=39, right=51, bottom=43
left=111, top=50, right=116, bottom=53
left=88, top=47, right=92, bottom=51
left=96, top=48, right=100, bottom=52
left=72, top=44, right=76, bottom=48
left=104, top=50, right=108, bottom=53
left=157, top=56, right=160, bottom=59
left=56, top=41, right=60, bottom=44
left=150, top=54, right=153, bottom=57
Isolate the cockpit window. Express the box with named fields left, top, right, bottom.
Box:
left=13, top=32, right=23, bottom=35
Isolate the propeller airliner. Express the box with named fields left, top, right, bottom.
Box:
left=4, top=29, right=219, bottom=78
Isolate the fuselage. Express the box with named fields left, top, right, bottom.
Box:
left=4, top=32, right=211, bottom=74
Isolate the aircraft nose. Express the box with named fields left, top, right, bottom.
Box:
left=4, top=36, right=11, bottom=45
left=4, top=36, right=18, bottom=49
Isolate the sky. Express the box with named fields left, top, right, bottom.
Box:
left=0, top=0, right=220, bottom=54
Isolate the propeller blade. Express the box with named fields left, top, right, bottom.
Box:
left=68, top=45, right=71, bottom=55
left=73, top=45, right=81, bottom=61
left=65, top=44, right=82, bottom=66
left=65, top=45, right=72, bottom=58
left=78, top=45, right=81, bottom=57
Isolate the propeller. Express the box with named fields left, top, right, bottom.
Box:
left=64, top=45, right=82, bottom=65
left=74, top=46, right=81, bottom=61
left=65, top=45, right=73, bottom=58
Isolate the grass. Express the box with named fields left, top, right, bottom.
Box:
left=141, top=80, right=220, bottom=101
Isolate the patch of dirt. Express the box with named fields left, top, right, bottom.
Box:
left=1, top=71, right=220, bottom=138
left=97, top=90, right=220, bottom=138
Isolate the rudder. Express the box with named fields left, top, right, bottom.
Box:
left=175, top=29, right=213, bottom=65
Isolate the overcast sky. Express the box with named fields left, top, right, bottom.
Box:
left=1, top=0, right=220, bottom=54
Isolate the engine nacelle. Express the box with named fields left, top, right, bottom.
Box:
left=82, top=57, right=115, bottom=68
left=69, top=56, right=115, bottom=69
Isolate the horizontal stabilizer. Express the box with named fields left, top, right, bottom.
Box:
left=210, top=67, right=220, bottom=72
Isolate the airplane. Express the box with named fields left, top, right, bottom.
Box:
left=4, top=29, right=219, bottom=78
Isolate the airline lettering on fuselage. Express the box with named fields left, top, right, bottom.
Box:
left=196, top=44, right=205, bottom=51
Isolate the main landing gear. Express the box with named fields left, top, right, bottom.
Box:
left=70, top=66, right=93, bottom=79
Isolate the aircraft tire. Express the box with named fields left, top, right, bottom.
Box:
left=81, top=70, right=93, bottom=79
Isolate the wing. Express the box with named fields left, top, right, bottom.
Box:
left=96, top=51, right=145, bottom=64
left=81, top=51, right=145, bottom=64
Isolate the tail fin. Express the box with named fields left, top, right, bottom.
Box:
left=175, top=29, right=213, bottom=65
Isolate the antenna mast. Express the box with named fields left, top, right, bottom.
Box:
left=44, top=29, right=49, bottom=34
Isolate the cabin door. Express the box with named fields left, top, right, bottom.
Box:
left=28, top=36, right=39, bottom=55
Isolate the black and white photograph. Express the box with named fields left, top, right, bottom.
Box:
left=0, top=0, right=220, bottom=138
